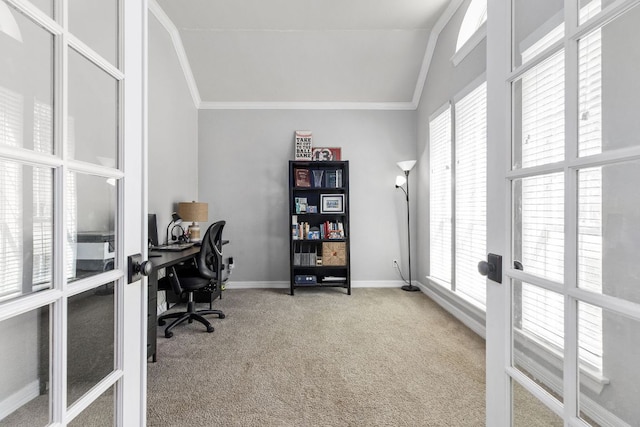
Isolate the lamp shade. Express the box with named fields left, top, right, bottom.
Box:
left=396, top=160, right=417, bottom=172
left=178, top=201, right=208, bottom=222
left=395, top=175, right=407, bottom=187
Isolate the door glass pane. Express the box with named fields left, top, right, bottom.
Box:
left=68, top=385, right=114, bottom=426
left=513, top=380, right=563, bottom=426
left=67, top=286, right=114, bottom=405
left=67, top=172, right=116, bottom=282
left=68, top=0, right=118, bottom=66
left=0, top=161, right=53, bottom=302
left=512, top=280, right=565, bottom=402
left=513, top=0, right=563, bottom=68
left=0, top=1, right=54, bottom=154
left=28, top=0, right=54, bottom=19
left=0, top=305, right=50, bottom=426
left=68, top=48, right=118, bottom=167
left=578, top=302, right=640, bottom=426
left=512, top=173, right=564, bottom=282
left=578, top=5, right=640, bottom=157
left=579, top=0, right=615, bottom=25
left=578, top=161, right=640, bottom=305
left=512, top=51, right=565, bottom=170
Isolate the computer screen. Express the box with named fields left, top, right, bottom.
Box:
left=148, top=214, right=159, bottom=247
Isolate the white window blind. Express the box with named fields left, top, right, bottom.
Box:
left=518, top=6, right=603, bottom=371
left=429, top=107, right=452, bottom=284
left=455, top=82, right=487, bottom=308
left=32, top=99, right=53, bottom=287
left=0, top=87, right=23, bottom=300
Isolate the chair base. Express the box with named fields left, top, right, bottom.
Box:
left=158, top=300, right=225, bottom=338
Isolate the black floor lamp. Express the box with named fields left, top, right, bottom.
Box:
left=395, top=160, right=419, bottom=292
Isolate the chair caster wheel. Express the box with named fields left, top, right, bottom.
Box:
left=206, top=326, right=214, bottom=333
left=158, top=320, right=166, bottom=326
left=219, top=314, right=226, bottom=319
left=165, top=331, right=173, bottom=338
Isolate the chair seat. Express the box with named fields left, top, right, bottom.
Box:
left=175, top=269, right=217, bottom=291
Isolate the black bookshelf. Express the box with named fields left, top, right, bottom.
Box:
left=289, top=160, right=350, bottom=295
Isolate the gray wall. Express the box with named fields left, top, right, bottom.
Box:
left=198, top=109, right=416, bottom=283
left=148, top=13, right=199, bottom=240
left=415, top=0, right=486, bottom=313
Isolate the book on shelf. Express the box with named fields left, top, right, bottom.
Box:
left=324, top=169, right=342, bottom=188
left=321, top=221, right=345, bottom=239
left=294, top=168, right=311, bottom=187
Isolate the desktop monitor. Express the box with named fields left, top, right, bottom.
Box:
left=148, top=214, right=159, bottom=247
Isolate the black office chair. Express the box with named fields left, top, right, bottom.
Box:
left=158, top=221, right=226, bottom=338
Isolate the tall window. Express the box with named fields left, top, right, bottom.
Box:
left=429, top=82, right=487, bottom=309
left=456, top=0, right=488, bottom=52
left=514, top=4, right=603, bottom=371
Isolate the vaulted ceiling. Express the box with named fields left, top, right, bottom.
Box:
left=154, top=0, right=455, bottom=109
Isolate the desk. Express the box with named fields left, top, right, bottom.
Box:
left=147, top=246, right=200, bottom=362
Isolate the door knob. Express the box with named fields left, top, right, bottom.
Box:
left=128, top=253, right=153, bottom=284
left=478, top=253, right=502, bottom=283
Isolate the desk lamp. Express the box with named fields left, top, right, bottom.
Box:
left=395, top=160, right=419, bottom=292
left=166, top=212, right=182, bottom=245
left=178, top=201, right=208, bottom=242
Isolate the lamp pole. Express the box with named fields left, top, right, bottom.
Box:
left=401, top=169, right=419, bottom=292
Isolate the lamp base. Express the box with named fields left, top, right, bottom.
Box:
left=401, top=284, right=420, bottom=292
left=188, top=223, right=201, bottom=242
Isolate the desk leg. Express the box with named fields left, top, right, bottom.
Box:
left=148, top=270, right=159, bottom=362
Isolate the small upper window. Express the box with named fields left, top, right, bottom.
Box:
left=456, top=0, right=487, bottom=52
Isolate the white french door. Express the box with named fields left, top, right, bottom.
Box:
left=487, top=0, right=640, bottom=425
left=0, top=0, right=147, bottom=425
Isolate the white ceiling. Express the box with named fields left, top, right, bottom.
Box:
left=154, top=0, right=454, bottom=108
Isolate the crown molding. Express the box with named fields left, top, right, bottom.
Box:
left=198, top=101, right=417, bottom=111
left=412, top=0, right=466, bottom=107
left=148, top=0, right=201, bottom=108
left=150, top=0, right=464, bottom=111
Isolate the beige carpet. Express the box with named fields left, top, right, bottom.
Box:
left=147, top=288, right=487, bottom=426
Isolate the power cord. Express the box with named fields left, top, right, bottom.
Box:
left=393, top=260, right=411, bottom=286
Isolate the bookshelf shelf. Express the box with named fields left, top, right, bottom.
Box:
left=289, top=160, right=350, bottom=295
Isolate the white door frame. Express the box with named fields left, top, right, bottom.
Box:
left=0, top=0, right=147, bottom=424
left=121, top=0, right=148, bottom=424
left=486, top=0, right=640, bottom=425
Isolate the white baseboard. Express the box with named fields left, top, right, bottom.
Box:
left=0, top=380, right=39, bottom=421
left=224, top=280, right=404, bottom=290
left=416, top=281, right=486, bottom=339
left=225, top=281, right=289, bottom=289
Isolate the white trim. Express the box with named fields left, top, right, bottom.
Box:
left=198, top=101, right=416, bottom=111
left=428, top=101, right=452, bottom=122
left=148, top=0, right=201, bottom=108
left=421, top=279, right=486, bottom=338
left=451, top=23, right=487, bottom=66
left=65, top=370, right=123, bottom=424
left=67, top=36, right=124, bottom=81
left=452, top=72, right=487, bottom=103
left=224, top=280, right=405, bottom=290
left=0, top=380, right=39, bottom=421
left=147, top=0, right=467, bottom=110
left=510, top=353, right=629, bottom=427
left=225, top=281, right=289, bottom=289
left=412, top=0, right=466, bottom=107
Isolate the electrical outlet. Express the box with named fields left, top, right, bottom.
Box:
left=393, top=259, right=398, bottom=268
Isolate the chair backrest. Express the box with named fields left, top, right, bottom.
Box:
left=195, top=220, right=225, bottom=280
